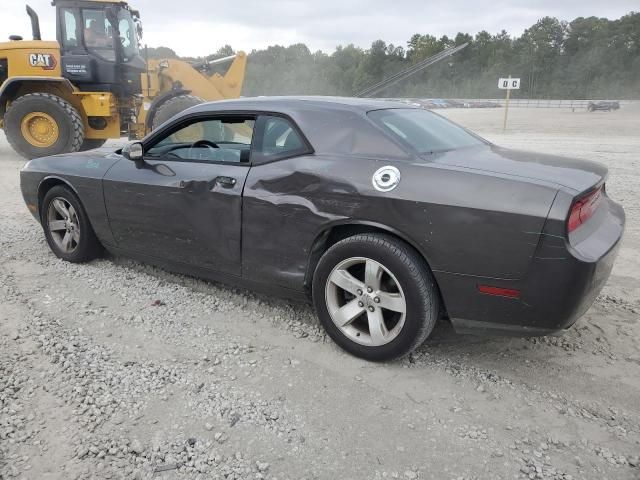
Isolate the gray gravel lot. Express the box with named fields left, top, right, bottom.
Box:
left=1, top=106, right=639, bottom=480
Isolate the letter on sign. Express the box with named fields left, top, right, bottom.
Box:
left=498, top=78, right=520, bottom=90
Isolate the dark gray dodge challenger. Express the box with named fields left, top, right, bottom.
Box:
left=20, top=97, right=625, bottom=361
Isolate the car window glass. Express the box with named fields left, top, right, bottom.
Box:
left=256, top=116, right=307, bottom=160
left=146, top=118, right=255, bottom=163
left=368, top=109, right=484, bottom=154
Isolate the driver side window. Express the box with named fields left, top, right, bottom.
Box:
left=146, top=117, right=255, bottom=163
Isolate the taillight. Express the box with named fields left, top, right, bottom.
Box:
left=568, top=185, right=603, bottom=233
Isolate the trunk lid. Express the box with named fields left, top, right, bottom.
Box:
left=428, top=145, right=607, bottom=193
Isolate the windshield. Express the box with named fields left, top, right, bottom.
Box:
left=368, top=109, right=485, bottom=154
left=82, top=7, right=139, bottom=62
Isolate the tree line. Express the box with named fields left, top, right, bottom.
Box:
left=147, top=12, right=639, bottom=99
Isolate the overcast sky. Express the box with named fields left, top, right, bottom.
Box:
left=1, top=0, right=636, bottom=57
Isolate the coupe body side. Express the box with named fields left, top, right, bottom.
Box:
left=20, top=97, right=625, bottom=360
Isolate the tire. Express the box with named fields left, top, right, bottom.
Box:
left=4, top=93, right=84, bottom=159
left=151, top=94, right=203, bottom=130
left=41, top=185, right=102, bottom=263
left=79, top=139, right=107, bottom=151
left=587, top=105, right=595, bottom=112
left=312, top=234, right=439, bottom=361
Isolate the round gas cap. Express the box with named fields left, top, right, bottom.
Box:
left=372, top=166, right=401, bottom=192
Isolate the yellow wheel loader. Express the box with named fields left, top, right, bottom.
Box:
left=0, top=1, right=247, bottom=158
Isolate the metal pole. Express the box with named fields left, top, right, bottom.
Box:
left=144, top=44, right=151, bottom=99
left=503, top=75, right=511, bottom=132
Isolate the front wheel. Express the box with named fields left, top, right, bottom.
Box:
left=312, top=234, right=439, bottom=361
left=41, top=185, right=102, bottom=263
left=4, top=93, right=84, bottom=159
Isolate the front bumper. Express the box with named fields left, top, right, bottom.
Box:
left=20, top=168, right=42, bottom=222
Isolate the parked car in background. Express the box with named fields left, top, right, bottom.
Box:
left=20, top=97, right=625, bottom=361
left=588, top=101, right=621, bottom=112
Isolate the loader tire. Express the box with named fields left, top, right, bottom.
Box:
left=151, top=94, right=204, bottom=130
left=4, top=93, right=84, bottom=159
left=79, top=139, right=107, bottom=151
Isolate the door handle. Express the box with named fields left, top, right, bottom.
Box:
left=214, top=176, right=237, bottom=188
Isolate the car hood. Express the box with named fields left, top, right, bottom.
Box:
left=23, top=148, right=123, bottom=178
left=426, top=145, right=607, bottom=193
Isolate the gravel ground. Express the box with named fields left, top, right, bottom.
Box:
left=1, top=106, right=639, bottom=480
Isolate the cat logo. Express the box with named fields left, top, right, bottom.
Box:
left=28, top=53, right=57, bottom=71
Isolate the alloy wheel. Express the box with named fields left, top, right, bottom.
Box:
left=325, top=257, right=407, bottom=347
left=47, top=197, right=81, bottom=253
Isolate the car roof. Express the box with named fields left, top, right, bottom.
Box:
left=188, top=96, right=419, bottom=115
left=171, top=96, right=422, bottom=160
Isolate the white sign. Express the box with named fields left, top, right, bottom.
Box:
left=498, top=78, right=520, bottom=90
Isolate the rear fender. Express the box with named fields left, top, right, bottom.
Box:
left=305, top=219, right=433, bottom=288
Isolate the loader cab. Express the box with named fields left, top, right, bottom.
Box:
left=54, top=0, right=146, bottom=97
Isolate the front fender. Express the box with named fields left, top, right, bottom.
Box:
left=22, top=152, right=122, bottom=246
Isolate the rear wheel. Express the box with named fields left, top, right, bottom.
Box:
left=313, top=234, right=439, bottom=361
left=151, top=94, right=203, bottom=130
left=41, top=185, right=102, bottom=263
left=79, top=139, right=107, bottom=151
left=4, top=93, right=84, bottom=159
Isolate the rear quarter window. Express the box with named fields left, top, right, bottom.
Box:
left=252, top=115, right=311, bottom=163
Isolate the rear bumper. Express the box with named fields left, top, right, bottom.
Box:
left=438, top=196, right=625, bottom=336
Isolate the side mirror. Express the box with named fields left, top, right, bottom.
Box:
left=122, top=142, right=144, bottom=162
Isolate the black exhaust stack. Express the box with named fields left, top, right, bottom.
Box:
left=26, top=5, right=42, bottom=41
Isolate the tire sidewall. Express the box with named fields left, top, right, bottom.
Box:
left=79, top=139, right=107, bottom=152
left=152, top=95, right=203, bottom=130
left=41, top=186, right=99, bottom=263
left=313, top=236, right=436, bottom=361
left=5, top=94, right=82, bottom=159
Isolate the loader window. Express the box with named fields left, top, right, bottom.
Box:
left=116, top=9, right=140, bottom=60
left=80, top=8, right=139, bottom=61
left=146, top=117, right=255, bottom=164
left=61, top=9, right=79, bottom=47
left=83, top=9, right=115, bottom=61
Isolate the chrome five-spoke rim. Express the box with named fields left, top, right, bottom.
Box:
left=325, top=257, right=407, bottom=347
left=47, top=197, right=80, bottom=253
